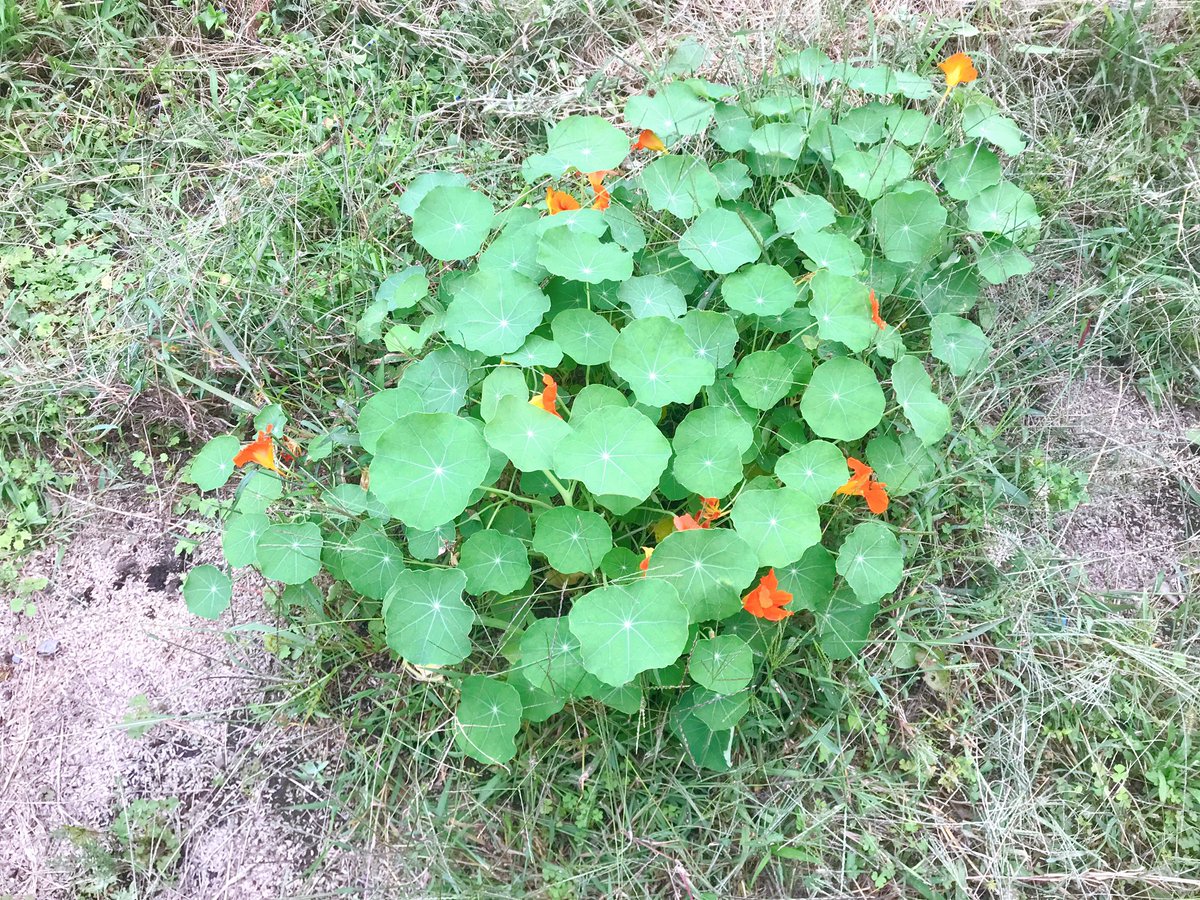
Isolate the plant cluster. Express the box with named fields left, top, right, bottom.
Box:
left=183, top=48, right=1041, bottom=768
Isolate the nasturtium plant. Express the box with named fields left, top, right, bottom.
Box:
left=185, top=47, right=1040, bottom=769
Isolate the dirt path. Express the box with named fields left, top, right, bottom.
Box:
left=0, top=486, right=416, bottom=898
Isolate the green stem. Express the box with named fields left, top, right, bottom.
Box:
left=485, top=487, right=553, bottom=510
left=541, top=470, right=575, bottom=507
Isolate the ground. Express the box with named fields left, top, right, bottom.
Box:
left=1, top=1, right=1198, bottom=898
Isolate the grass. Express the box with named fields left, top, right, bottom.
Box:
left=2, top=0, right=1198, bottom=898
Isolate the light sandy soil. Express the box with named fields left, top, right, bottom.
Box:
left=1047, top=370, right=1200, bottom=595
left=0, top=483, right=418, bottom=899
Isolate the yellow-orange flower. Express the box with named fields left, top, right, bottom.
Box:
left=937, top=52, right=978, bottom=90
left=632, top=129, right=667, bottom=153
left=835, top=457, right=889, bottom=514
left=639, top=546, right=654, bottom=574
left=869, top=289, right=886, bottom=330
left=742, top=569, right=793, bottom=621
left=233, top=424, right=279, bottom=473
left=546, top=187, right=581, bottom=215
left=528, top=373, right=562, bottom=418
left=587, top=171, right=612, bottom=211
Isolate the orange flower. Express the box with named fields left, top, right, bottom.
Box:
left=698, top=496, right=726, bottom=526
left=546, top=187, right=581, bottom=215
left=586, top=171, right=612, bottom=211
left=672, top=496, right=726, bottom=533
left=869, top=289, right=886, bottom=330
left=632, top=129, right=667, bottom=153
left=528, top=373, right=562, bottom=418
left=639, top=546, right=654, bottom=574
left=233, top=424, right=279, bottom=473
left=937, top=52, right=978, bottom=90
left=742, top=569, right=793, bottom=621
left=835, top=457, right=889, bottom=514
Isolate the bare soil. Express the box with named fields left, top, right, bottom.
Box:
left=0, top=485, right=417, bottom=899
left=1048, top=370, right=1200, bottom=595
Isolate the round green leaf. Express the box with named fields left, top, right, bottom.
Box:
left=640, top=154, right=720, bottom=219
left=731, top=487, right=821, bottom=567
left=384, top=568, right=473, bottom=666
left=397, top=348, right=474, bottom=414
left=609, top=317, right=716, bottom=407
left=233, top=470, right=282, bottom=514
left=800, top=358, right=885, bottom=441
left=454, top=675, right=522, bottom=765
left=460, top=529, right=530, bottom=595
left=975, top=237, right=1033, bottom=285
left=551, top=309, right=618, bottom=364
left=962, top=105, right=1027, bottom=155
left=341, top=520, right=405, bottom=600
left=773, top=193, right=837, bottom=236
left=809, top=270, right=875, bottom=351
left=891, top=356, right=950, bottom=446
left=732, top=350, right=794, bottom=410
left=671, top=406, right=754, bottom=498
left=371, top=413, right=490, bottom=530
left=604, top=204, right=647, bottom=252
left=412, top=185, right=494, bottom=261
left=406, top=522, right=454, bottom=561
left=358, top=387, right=423, bottom=455
left=688, top=686, right=749, bottom=731
left=814, top=585, right=879, bottom=660
left=359, top=266, right=428, bottom=342
left=189, top=435, right=241, bottom=492
left=681, top=310, right=740, bottom=368
left=507, top=334, right=563, bottom=368
left=568, top=580, right=690, bottom=686
left=646, top=528, right=759, bottom=622
left=931, top=314, right=992, bottom=375
left=775, top=440, right=847, bottom=503
left=618, top=274, right=686, bottom=320
left=966, top=181, right=1041, bottom=238
left=711, top=158, right=752, bottom=200
left=935, top=142, right=1001, bottom=200
left=567, top=383, right=628, bottom=427
left=748, top=122, right=807, bottom=159
left=866, top=433, right=936, bottom=496
left=397, top=172, right=468, bottom=217
left=885, top=107, right=943, bottom=147
left=776, top=543, right=835, bottom=612
left=673, top=705, right=734, bottom=771
left=722, top=264, right=799, bottom=316
left=480, top=367, right=529, bottom=423
left=625, top=83, right=714, bottom=139
left=872, top=187, right=947, bottom=264
left=221, top=512, right=269, bottom=568
left=917, top=261, right=981, bottom=315
left=532, top=506, right=613, bottom=574
left=838, top=102, right=889, bottom=143
left=678, top=208, right=762, bottom=274
left=538, top=229, right=633, bottom=284
left=478, top=219, right=547, bottom=281
left=183, top=565, right=231, bottom=620
left=546, top=114, right=631, bottom=173
left=443, top=270, right=549, bottom=356
left=793, top=231, right=865, bottom=277
left=256, top=522, right=323, bottom=585
left=518, top=616, right=590, bottom=698
left=833, top=146, right=913, bottom=200
left=712, top=101, right=754, bottom=152
left=484, top=395, right=572, bottom=473
left=689, top=635, right=753, bottom=694
left=836, top=521, right=903, bottom=603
